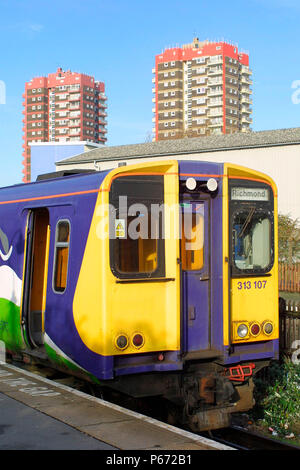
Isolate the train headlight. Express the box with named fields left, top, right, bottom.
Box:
left=263, top=321, right=274, bottom=336
left=115, top=334, right=129, bottom=350
left=237, top=323, right=249, bottom=338
left=186, top=177, right=197, bottom=191
left=207, top=178, right=218, bottom=192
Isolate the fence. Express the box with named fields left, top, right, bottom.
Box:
left=279, top=263, right=300, bottom=293
left=279, top=299, right=300, bottom=358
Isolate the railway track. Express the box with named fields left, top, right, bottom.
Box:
left=207, top=426, right=300, bottom=450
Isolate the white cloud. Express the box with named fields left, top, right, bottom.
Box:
left=0, top=22, right=44, bottom=37
left=27, top=23, right=44, bottom=33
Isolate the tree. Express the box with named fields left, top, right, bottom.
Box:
left=278, top=213, right=300, bottom=263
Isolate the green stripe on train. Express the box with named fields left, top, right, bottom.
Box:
left=44, top=342, right=100, bottom=385
left=0, top=298, right=25, bottom=350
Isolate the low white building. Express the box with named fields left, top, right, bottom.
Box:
left=56, top=127, right=300, bottom=220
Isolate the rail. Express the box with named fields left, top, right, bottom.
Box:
left=208, top=426, right=300, bottom=450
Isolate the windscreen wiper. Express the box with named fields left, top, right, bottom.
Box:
left=238, top=206, right=255, bottom=239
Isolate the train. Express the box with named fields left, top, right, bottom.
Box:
left=0, top=159, right=279, bottom=431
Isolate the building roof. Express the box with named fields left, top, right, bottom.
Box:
left=56, top=127, right=300, bottom=166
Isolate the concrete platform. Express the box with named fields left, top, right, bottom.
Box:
left=0, top=362, right=233, bottom=450
left=0, top=392, right=115, bottom=450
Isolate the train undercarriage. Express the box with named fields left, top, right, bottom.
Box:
left=7, top=347, right=269, bottom=432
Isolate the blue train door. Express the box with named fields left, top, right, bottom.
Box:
left=180, top=198, right=211, bottom=355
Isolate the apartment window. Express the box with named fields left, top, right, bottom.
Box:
left=171, top=61, right=175, bottom=66
left=171, top=81, right=175, bottom=86
left=170, top=101, right=175, bottom=106
left=164, top=62, right=168, bottom=67
left=170, top=91, right=175, bottom=96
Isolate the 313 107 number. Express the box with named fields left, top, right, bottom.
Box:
left=237, top=280, right=267, bottom=290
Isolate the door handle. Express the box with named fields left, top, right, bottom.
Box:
left=188, top=305, right=196, bottom=321
left=199, top=275, right=209, bottom=281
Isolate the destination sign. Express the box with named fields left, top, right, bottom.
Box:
left=231, top=187, right=269, bottom=201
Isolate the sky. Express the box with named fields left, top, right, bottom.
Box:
left=0, top=0, right=299, bottom=187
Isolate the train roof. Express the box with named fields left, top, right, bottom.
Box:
left=0, top=169, right=110, bottom=205
left=0, top=159, right=274, bottom=207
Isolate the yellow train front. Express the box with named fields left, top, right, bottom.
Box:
left=0, top=159, right=278, bottom=431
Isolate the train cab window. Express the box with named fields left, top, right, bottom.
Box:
left=232, top=209, right=272, bottom=272
left=53, top=220, right=70, bottom=292
left=230, top=183, right=274, bottom=275
left=110, top=175, right=165, bottom=279
left=181, top=206, right=204, bottom=271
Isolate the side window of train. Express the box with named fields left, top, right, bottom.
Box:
left=109, top=175, right=165, bottom=279
left=53, top=220, right=70, bottom=293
